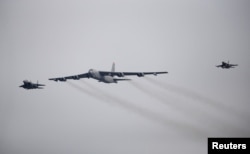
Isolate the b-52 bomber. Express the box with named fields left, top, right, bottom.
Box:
left=216, top=61, right=238, bottom=69
left=19, top=80, right=45, bottom=89
left=49, top=63, right=167, bottom=83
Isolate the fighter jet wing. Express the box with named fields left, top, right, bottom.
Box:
left=49, top=73, right=89, bottom=81
left=100, top=71, right=168, bottom=77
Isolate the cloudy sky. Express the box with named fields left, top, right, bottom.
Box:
left=1, top=0, right=250, bottom=154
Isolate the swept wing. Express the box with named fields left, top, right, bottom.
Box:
left=100, top=71, right=168, bottom=77
left=49, top=73, right=89, bottom=81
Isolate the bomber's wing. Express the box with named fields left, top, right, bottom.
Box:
left=49, top=73, right=89, bottom=82
left=100, top=71, right=167, bottom=77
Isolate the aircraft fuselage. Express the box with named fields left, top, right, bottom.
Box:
left=88, top=69, right=116, bottom=83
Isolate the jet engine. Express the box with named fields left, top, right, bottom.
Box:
left=59, top=77, right=67, bottom=81
left=72, top=75, right=80, bottom=80
left=117, top=72, right=125, bottom=77
left=137, top=73, right=144, bottom=77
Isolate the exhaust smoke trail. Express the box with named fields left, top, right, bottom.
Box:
left=66, top=81, right=113, bottom=105
left=143, top=77, right=250, bottom=136
left=128, top=81, right=190, bottom=114
left=144, top=77, right=248, bottom=120
left=79, top=80, right=210, bottom=139
left=128, top=80, right=239, bottom=135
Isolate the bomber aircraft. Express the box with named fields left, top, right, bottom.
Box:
left=49, top=63, right=168, bottom=83
left=216, top=61, right=238, bottom=69
left=19, top=80, right=45, bottom=89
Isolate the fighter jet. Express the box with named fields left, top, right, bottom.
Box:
left=49, top=63, right=168, bottom=83
left=19, top=80, right=45, bottom=89
left=216, top=61, right=238, bottom=69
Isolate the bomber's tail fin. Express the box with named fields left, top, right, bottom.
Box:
left=111, top=62, right=115, bottom=72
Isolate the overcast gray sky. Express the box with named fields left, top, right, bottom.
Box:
left=1, top=0, right=250, bottom=154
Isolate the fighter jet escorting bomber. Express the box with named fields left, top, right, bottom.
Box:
left=19, top=80, right=45, bottom=89
left=216, top=61, right=238, bottom=69
left=49, top=63, right=168, bottom=83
